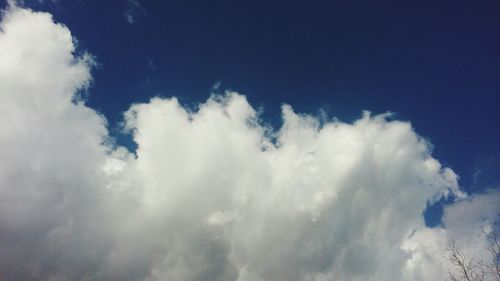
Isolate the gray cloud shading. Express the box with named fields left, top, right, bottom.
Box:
left=0, top=5, right=498, bottom=281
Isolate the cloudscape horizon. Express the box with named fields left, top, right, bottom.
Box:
left=0, top=1, right=498, bottom=281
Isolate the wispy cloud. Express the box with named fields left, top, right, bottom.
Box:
left=124, top=0, right=145, bottom=25
left=147, top=57, right=157, bottom=71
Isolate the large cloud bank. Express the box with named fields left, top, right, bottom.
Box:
left=0, top=6, right=498, bottom=281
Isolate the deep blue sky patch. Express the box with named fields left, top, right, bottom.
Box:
left=4, top=0, right=499, bottom=195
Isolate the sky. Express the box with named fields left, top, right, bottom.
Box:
left=0, top=0, right=498, bottom=280
left=10, top=0, right=499, bottom=192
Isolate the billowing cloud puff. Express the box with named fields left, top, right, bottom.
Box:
left=0, top=5, right=498, bottom=281
left=0, top=5, right=114, bottom=280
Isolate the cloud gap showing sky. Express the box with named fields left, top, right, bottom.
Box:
left=0, top=4, right=498, bottom=281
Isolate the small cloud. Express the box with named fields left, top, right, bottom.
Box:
left=123, top=0, right=145, bottom=25
left=212, top=80, right=222, bottom=91
left=147, top=57, right=157, bottom=71
left=211, top=80, right=223, bottom=95
left=124, top=12, right=135, bottom=24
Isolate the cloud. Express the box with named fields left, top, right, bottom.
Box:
left=401, top=190, right=500, bottom=281
left=147, top=57, right=157, bottom=71
left=0, top=5, right=498, bottom=281
left=124, top=0, right=145, bottom=25
left=0, top=5, right=115, bottom=280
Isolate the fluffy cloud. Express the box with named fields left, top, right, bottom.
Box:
left=401, top=190, right=500, bottom=281
left=0, top=5, right=498, bottom=281
left=0, top=5, right=115, bottom=280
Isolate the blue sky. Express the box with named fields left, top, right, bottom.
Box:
left=0, top=1, right=499, bottom=280
left=18, top=0, right=498, bottom=228
left=13, top=0, right=499, bottom=194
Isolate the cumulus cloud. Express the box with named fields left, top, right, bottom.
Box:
left=401, top=190, right=500, bottom=281
left=0, top=5, right=115, bottom=280
left=0, top=5, right=498, bottom=281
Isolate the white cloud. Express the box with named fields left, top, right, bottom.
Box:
left=0, top=5, right=113, bottom=280
left=401, top=190, right=500, bottom=281
left=0, top=5, right=498, bottom=281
